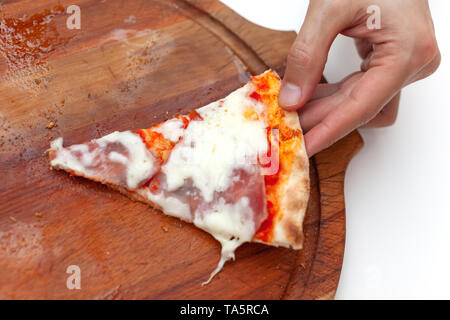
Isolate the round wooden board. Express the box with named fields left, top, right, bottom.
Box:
left=0, top=0, right=363, bottom=299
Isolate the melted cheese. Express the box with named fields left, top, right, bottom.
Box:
left=162, top=84, right=268, bottom=203
left=108, top=151, right=128, bottom=164
left=97, top=131, right=157, bottom=188
left=50, top=138, right=86, bottom=174
left=194, top=197, right=255, bottom=242
left=137, top=188, right=192, bottom=222
left=152, top=118, right=185, bottom=143
left=158, top=83, right=269, bottom=284
left=193, top=197, right=255, bottom=285
left=50, top=131, right=158, bottom=189
left=202, top=236, right=242, bottom=286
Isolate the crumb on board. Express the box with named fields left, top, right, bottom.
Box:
left=161, top=226, right=169, bottom=232
left=9, top=216, right=16, bottom=222
left=35, top=212, right=43, bottom=218
left=46, top=121, right=56, bottom=129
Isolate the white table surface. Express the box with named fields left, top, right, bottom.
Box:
left=221, top=0, right=450, bottom=299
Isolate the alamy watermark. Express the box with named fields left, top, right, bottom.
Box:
left=66, top=5, right=81, bottom=30
left=367, top=5, right=381, bottom=30
left=66, top=265, right=81, bottom=290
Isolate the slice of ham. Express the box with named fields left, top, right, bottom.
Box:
left=49, top=131, right=159, bottom=190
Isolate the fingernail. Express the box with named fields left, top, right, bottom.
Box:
left=279, top=82, right=302, bottom=108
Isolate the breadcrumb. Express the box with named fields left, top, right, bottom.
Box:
left=46, top=122, right=55, bottom=129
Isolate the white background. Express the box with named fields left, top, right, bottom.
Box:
left=221, top=0, right=450, bottom=299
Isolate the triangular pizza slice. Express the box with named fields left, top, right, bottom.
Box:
left=48, top=70, right=310, bottom=284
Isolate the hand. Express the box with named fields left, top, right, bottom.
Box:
left=278, top=0, right=440, bottom=156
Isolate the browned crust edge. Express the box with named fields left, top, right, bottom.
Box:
left=277, top=110, right=310, bottom=250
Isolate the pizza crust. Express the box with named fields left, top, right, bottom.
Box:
left=247, top=70, right=310, bottom=250
left=267, top=108, right=310, bottom=250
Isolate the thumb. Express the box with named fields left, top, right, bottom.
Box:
left=279, top=1, right=344, bottom=110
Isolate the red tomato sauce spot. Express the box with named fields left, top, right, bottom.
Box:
left=256, top=201, right=277, bottom=242
left=136, top=129, right=174, bottom=163
left=188, top=109, right=203, bottom=121
left=181, top=116, right=190, bottom=129
left=149, top=177, right=160, bottom=192
left=249, top=91, right=261, bottom=101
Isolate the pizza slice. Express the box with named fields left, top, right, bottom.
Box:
left=48, top=70, right=310, bottom=284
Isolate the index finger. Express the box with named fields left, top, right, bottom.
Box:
left=304, top=65, right=405, bottom=156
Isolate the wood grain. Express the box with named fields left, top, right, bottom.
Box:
left=0, top=0, right=363, bottom=299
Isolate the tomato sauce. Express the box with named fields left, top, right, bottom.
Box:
left=251, top=71, right=302, bottom=243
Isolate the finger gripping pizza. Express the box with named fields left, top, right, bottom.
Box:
left=48, top=70, right=310, bottom=284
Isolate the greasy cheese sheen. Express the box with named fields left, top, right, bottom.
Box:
left=162, top=84, right=268, bottom=203
left=50, top=131, right=157, bottom=189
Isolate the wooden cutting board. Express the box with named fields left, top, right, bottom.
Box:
left=0, top=0, right=363, bottom=299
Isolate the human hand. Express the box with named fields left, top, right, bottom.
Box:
left=278, top=0, right=440, bottom=156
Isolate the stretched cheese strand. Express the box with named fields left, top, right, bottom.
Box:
left=201, top=236, right=242, bottom=286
